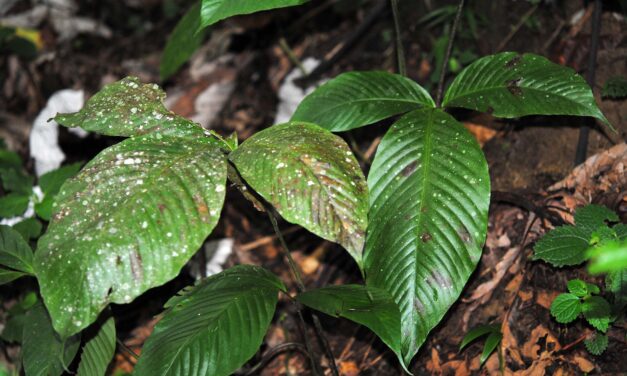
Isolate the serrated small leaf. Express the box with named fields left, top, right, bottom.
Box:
left=199, top=0, right=307, bottom=30
left=0, top=225, right=34, bottom=274
left=533, top=226, right=589, bottom=267
left=21, top=302, right=81, bottom=376
left=606, top=269, right=627, bottom=310
left=567, top=279, right=589, bottom=297
left=12, top=218, right=42, bottom=241
left=54, top=77, right=203, bottom=138
left=292, top=71, right=435, bottom=132
left=0, top=192, right=29, bottom=218
left=134, top=265, right=285, bottom=376
left=614, top=223, right=627, bottom=240
left=582, top=296, right=611, bottom=332
left=550, top=293, right=581, bottom=324
left=443, top=52, right=611, bottom=127
left=586, top=283, right=600, bottom=295
left=77, top=316, right=116, bottom=376
left=584, top=333, right=608, bottom=355
left=575, top=205, right=618, bottom=237
left=460, top=324, right=499, bottom=350
left=35, top=132, right=227, bottom=338
left=481, top=331, right=502, bottom=365
left=297, top=285, right=403, bottom=369
left=365, top=109, right=490, bottom=364
left=160, top=2, right=205, bottom=80
left=229, top=122, right=368, bottom=267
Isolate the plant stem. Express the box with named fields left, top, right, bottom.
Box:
left=390, top=0, right=406, bottom=76
left=116, top=337, right=139, bottom=360
left=435, top=0, right=465, bottom=107
left=244, top=342, right=312, bottom=376
left=575, top=0, right=602, bottom=165
left=266, top=209, right=340, bottom=376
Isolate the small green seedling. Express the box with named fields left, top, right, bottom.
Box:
left=460, top=324, right=503, bottom=366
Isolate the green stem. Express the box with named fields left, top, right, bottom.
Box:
left=390, top=0, right=406, bottom=76
left=435, top=0, right=465, bottom=107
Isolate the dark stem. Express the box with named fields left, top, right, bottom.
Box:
left=435, top=0, right=465, bottom=107
left=116, top=337, right=139, bottom=360
left=390, top=0, right=406, bottom=76
left=244, top=342, right=312, bottom=376
left=575, top=0, right=602, bottom=165
left=265, top=209, right=340, bottom=376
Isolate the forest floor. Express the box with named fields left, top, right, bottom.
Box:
left=1, top=0, right=626, bottom=375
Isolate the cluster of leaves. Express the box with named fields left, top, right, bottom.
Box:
left=459, top=324, right=502, bottom=366
left=534, top=205, right=626, bottom=355
left=1, top=3, right=613, bottom=374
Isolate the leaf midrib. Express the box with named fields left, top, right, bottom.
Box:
left=306, top=97, right=430, bottom=124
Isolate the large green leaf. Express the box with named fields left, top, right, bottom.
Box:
left=77, top=316, right=116, bottom=376
left=574, top=205, right=618, bottom=237
left=297, top=285, right=403, bottom=368
left=54, top=77, right=203, bottom=138
left=134, top=265, right=285, bottom=376
left=292, top=71, right=435, bottom=132
left=199, top=0, right=307, bottom=30
left=230, top=122, right=368, bottom=268
left=35, top=132, right=227, bottom=338
left=443, top=52, right=610, bottom=127
left=364, top=108, right=490, bottom=364
left=0, top=224, right=34, bottom=274
left=22, top=302, right=81, bottom=376
left=160, top=2, right=205, bottom=80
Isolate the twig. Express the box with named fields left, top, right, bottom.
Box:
left=390, top=0, right=406, bottom=76
left=266, top=209, right=340, bottom=376
left=559, top=333, right=588, bottom=352
left=116, top=337, right=139, bottom=361
left=244, top=342, right=312, bottom=376
left=540, top=19, right=565, bottom=54
left=575, top=0, right=602, bottom=165
left=435, top=0, right=465, bottom=107
left=279, top=37, right=308, bottom=76
left=494, top=4, right=539, bottom=52
left=239, top=226, right=300, bottom=252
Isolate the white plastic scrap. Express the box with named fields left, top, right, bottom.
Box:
left=274, top=57, right=324, bottom=124
left=30, top=89, right=84, bottom=177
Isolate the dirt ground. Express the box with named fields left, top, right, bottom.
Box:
left=1, top=0, right=626, bottom=375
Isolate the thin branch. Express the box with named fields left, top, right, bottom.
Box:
left=266, top=209, right=340, bottom=376
left=390, top=0, right=406, bottom=76
left=116, top=337, right=139, bottom=361
left=244, top=342, right=312, bottom=376
left=495, top=4, right=539, bottom=52
left=435, top=0, right=465, bottom=107
left=575, top=0, right=602, bottom=165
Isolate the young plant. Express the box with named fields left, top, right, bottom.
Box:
left=1, top=7, right=614, bottom=376
left=535, top=204, right=626, bottom=355
left=459, top=324, right=503, bottom=366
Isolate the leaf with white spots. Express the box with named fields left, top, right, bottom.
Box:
left=34, top=131, right=228, bottom=338
left=54, top=77, right=205, bottom=138
left=442, top=52, right=611, bottom=128
left=229, top=122, right=368, bottom=268
left=365, top=109, right=490, bottom=365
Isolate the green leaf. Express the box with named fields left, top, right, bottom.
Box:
left=199, top=0, right=307, bottom=30
left=35, top=132, right=227, bottom=338
left=533, top=226, right=589, bottom=267
left=574, top=205, right=618, bottom=237
left=54, top=77, right=203, bottom=138
left=1, top=293, right=38, bottom=343
left=292, top=71, right=435, bottom=132
left=443, top=52, right=611, bottom=128
left=481, top=331, right=502, bottom=365
left=229, top=122, right=368, bottom=267
left=134, top=265, right=285, bottom=376
left=586, top=283, right=601, bottom=295
left=77, top=316, right=116, bottom=376
left=21, top=302, right=81, bottom=376
left=459, top=324, right=500, bottom=350
left=614, top=223, right=627, bottom=240
left=160, top=2, right=205, bottom=80
left=601, top=76, right=627, bottom=99
left=587, top=240, right=627, bottom=275
left=12, top=218, right=42, bottom=241
left=0, top=225, right=34, bottom=274
left=584, top=333, right=608, bottom=355
left=582, top=296, right=611, bottom=332
left=34, top=195, right=55, bottom=221
left=364, top=108, right=490, bottom=364
left=0, top=167, right=33, bottom=194
left=39, top=162, right=83, bottom=196
left=550, top=293, right=581, bottom=324
left=605, top=269, right=627, bottom=310
left=567, top=279, right=589, bottom=297
left=0, top=192, right=29, bottom=218
left=0, top=149, right=22, bottom=169
left=296, top=285, right=403, bottom=368
left=0, top=269, right=27, bottom=285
